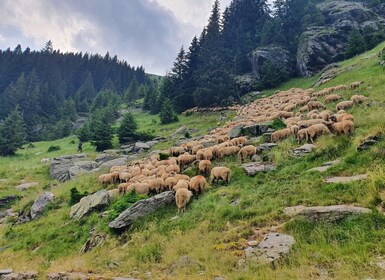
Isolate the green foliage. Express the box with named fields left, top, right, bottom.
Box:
left=89, top=109, right=113, bottom=152
left=69, top=187, right=89, bottom=206
left=345, top=28, right=367, bottom=58
left=47, top=145, right=61, bottom=152
left=159, top=99, right=179, bottom=124
left=108, top=191, right=147, bottom=221
left=118, top=112, right=138, bottom=144
left=0, top=108, right=27, bottom=156
left=257, top=60, right=290, bottom=89
left=159, top=153, right=171, bottom=160
left=269, top=118, right=287, bottom=130
left=76, top=123, right=91, bottom=142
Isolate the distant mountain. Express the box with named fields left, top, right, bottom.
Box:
left=161, top=0, right=385, bottom=111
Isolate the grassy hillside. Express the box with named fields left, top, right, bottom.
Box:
left=1, top=43, right=385, bottom=279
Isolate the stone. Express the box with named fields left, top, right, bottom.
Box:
left=99, top=157, right=128, bottom=170
left=0, top=269, right=13, bottom=275
left=109, top=191, right=175, bottom=230
left=357, top=134, right=382, bottom=151
left=325, top=174, right=367, bottom=183
left=80, top=233, right=105, bottom=253
left=213, top=277, right=226, bottom=280
left=245, top=233, right=295, bottom=263
left=73, top=161, right=98, bottom=171
left=0, top=195, right=18, bottom=208
left=134, top=142, right=150, bottom=150
left=258, top=143, right=278, bottom=151
left=112, top=277, right=141, bottom=280
left=242, top=163, right=276, bottom=176
left=47, top=272, right=88, bottom=280
left=241, top=122, right=271, bottom=137
left=293, top=144, right=315, bottom=156
left=1, top=271, right=38, bottom=279
left=16, top=182, right=38, bottom=191
left=283, top=205, right=371, bottom=222
left=30, top=192, right=55, bottom=220
left=145, top=140, right=159, bottom=148
left=49, top=154, right=88, bottom=182
left=40, top=158, right=51, bottom=163
left=70, top=190, right=109, bottom=220
left=309, top=159, right=341, bottom=172
left=227, top=125, right=244, bottom=138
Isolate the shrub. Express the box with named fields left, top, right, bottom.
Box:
left=269, top=118, right=286, bottom=130
left=159, top=153, right=170, bottom=160
left=108, top=191, right=147, bottom=221
left=69, top=187, right=89, bottom=206
left=184, top=131, right=191, bottom=138
left=47, top=145, right=61, bottom=152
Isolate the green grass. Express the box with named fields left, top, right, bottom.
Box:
left=1, top=43, right=385, bottom=278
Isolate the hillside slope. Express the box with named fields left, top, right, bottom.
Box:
left=1, top=43, right=385, bottom=279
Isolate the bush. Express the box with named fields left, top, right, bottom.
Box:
left=135, top=130, right=155, bottom=141
left=269, top=118, right=286, bottom=130
left=108, top=191, right=147, bottom=221
left=47, top=145, right=61, bottom=152
left=69, top=187, right=89, bottom=206
left=159, top=99, right=179, bottom=124
left=159, top=153, right=171, bottom=160
left=184, top=131, right=191, bottom=138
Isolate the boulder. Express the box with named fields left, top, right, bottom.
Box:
left=49, top=154, right=88, bottom=182
left=258, top=143, right=278, bottom=151
left=242, top=163, right=277, bottom=176
left=0, top=195, right=18, bottom=208
left=293, top=144, right=315, bottom=156
left=309, top=159, right=341, bottom=172
left=16, top=182, right=38, bottom=191
left=228, top=125, right=244, bottom=138
left=245, top=233, right=295, bottom=263
left=134, top=142, right=150, bottom=151
left=79, top=233, right=105, bottom=253
left=241, top=123, right=271, bottom=137
left=145, top=140, right=159, bottom=148
left=357, top=134, right=382, bottom=151
left=30, top=192, right=55, bottom=220
left=283, top=205, right=371, bottom=222
left=325, top=174, right=367, bottom=183
left=109, top=191, right=175, bottom=230
left=0, top=269, right=13, bottom=275
left=99, top=157, right=128, bottom=170
left=73, top=161, right=98, bottom=171
left=70, top=190, right=109, bottom=220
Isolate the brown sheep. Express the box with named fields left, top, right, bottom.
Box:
left=175, top=188, right=193, bottom=213
left=143, top=178, right=165, bottom=193
left=98, top=173, right=118, bottom=184
left=307, top=101, right=326, bottom=110
left=173, top=179, right=190, bottom=192
left=133, top=183, right=150, bottom=195
left=199, top=160, right=212, bottom=177
left=177, top=153, right=196, bottom=170
left=231, top=136, right=248, bottom=147
left=210, top=167, right=231, bottom=185
left=350, top=95, right=368, bottom=104
left=326, top=120, right=354, bottom=135
left=238, top=145, right=257, bottom=163
left=165, top=177, right=178, bottom=191
left=350, top=81, right=364, bottom=90
left=189, top=175, right=207, bottom=195
left=170, top=146, right=186, bottom=157
left=218, top=146, right=240, bottom=158
left=175, top=174, right=190, bottom=181
left=203, top=148, right=213, bottom=160
left=299, top=105, right=310, bottom=113
left=297, top=119, right=326, bottom=129
left=336, top=100, right=354, bottom=111
left=191, top=144, right=204, bottom=155
left=217, top=135, right=230, bottom=144
left=289, top=125, right=299, bottom=135
left=329, top=113, right=354, bottom=123
left=166, top=164, right=180, bottom=174
left=118, top=183, right=132, bottom=195
left=324, top=94, right=342, bottom=103
left=297, top=128, right=308, bottom=144
left=305, top=123, right=330, bottom=143
left=271, top=128, right=291, bottom=142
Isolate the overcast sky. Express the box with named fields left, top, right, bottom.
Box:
left=0, top=0, right=233, bottom=75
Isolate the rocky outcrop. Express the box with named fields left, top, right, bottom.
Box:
left=16, top=182, right=38, bottom=191
left=297, top=1, right=385, bottom=76
left=70, top=190, right=109, bottom=220
left=309, top=159, right=341, bottom=172
left=292, top=144, right=315, bottom=156
left=325, top=174, right=367, bottom=183
left=30, top=192, right=55, bottom=220
left=109, top=191, right=175, bottom=230
left=242, top=163, right=276, bottom=176
left=49, top=154, right=88, bottom=182
left=0, top=195, right=18, bottom=208
left=283, top=205, right=371, bottom=222
left=241, top=123, right=271, bottom=138
left=357, top=134, right=382, bottom=151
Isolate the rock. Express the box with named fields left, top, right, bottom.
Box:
left=0, top=269, right=13, bottom=275
left=145, top=140, right=159, bottom=148
left=309, top=159, right=341, bottom=172
left=134, top=142, right=150, bottom=151
left=112, top=278, right=141, bottom=280
left=250, top=46, right=295, bottom=79
left=213, top=277, right=226, bottom=280
left=49, top=154, right=88, bottom=182
left=357, top=134, right=382, bottom=151
left=241, top=123, right=271, bottom=137
left=109, top=191, right=174, bottom=230
left=99, top=157, right=128, bottom=170
left=47, top=272, right=87, bottom=280
left=172, top=126, right=186, bottom=137
left=0, top=195, right=18, bottom=208
left=70, top=190, right=109, bottom=220
left=325, top=174, right=367, bottom=183
left=283, top=205, right=371, bottom=222
left=242, top=163, right=276, bottom=176
left=313, top=63, right=340, bottom=87
left=169, top=255, right=204, bottom=274
left=1, top=271, right=38, bottom=279
left=293, top=144, right=315, bottom=156
left=80, top=233, right=105, bottom=253
left=247, top=241, right=259, bottom=247
left=258, top=143, right=277, bottom=151
left=245, top=233, right=295, bottom=263
left=297, top=1, right=385, bottom=76
left=40, top=158, right=50, bottom=163
left=374, top=256, right=385, bottom=271
left=228, top=125, right=244, bottom=138
left=30, top=192, right=55, bottom=220
left=73, top=161, right=98, bottom=171
left=16, top=182, right=38, bottom=191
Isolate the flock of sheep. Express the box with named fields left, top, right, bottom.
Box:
left=98, top=81, right=366, bottom=213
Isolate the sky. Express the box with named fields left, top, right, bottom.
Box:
left=0, top=0, right=233, bottom=75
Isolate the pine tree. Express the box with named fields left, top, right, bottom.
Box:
left=124, top=77, right=139, bottom=103
left=159, top=98, right=179, bottom=124
left=0, top=108, right=27, bottom=156
left=118, top=112, right=138, bottom=144
left=89, top=109, right=113, bottom=151
left=345, top=29, right=367, bottom=58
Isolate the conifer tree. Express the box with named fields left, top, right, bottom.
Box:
left=0, top=108, right=27, bottom=156
left=118, top=112, right=138, bottom=144
left=89, top=109, right=113, bottom=151
left=159, top=98, right=179, bottom=124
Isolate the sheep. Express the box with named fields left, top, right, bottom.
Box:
left=297, top=119, right=326, bottom=129
left=324, top=94, right=342, bottom=103
left=336, top=100, right=354, bottom=111
left=297, top=128, right=308, bottom=144
left=166, top=164, right=180, bottom=174
left=133, top=183, right=150, bottom=195
left=189, top=175, right=207, bottom=195
left=173, top=179, right=190, bottom=191
left=350, top=81, right=364, bottom=90
left=305, top=123, right=330, bottom=143
left=98, top=173, right=118, bottom=184
left=271, top=128, right=291, bottom=142
left=217, top=135, right=230, bottom=144
left=319, top=110, right=332, bottom=121
left=170, top=146, right=186, bottom=157
left=231, top=136, right=248, bottom=147
left=203, top=148, right=213, bottom=160
left=143, top=178, right=165, bottom=193
left=289, top=125, right=299, bottom=135
left=177, top=153, right=196, bottom=170
left=326, top=120, right=354, bottom=135
left=350, top=95, right=368, bottom=104
left=218, top=146, right=240, bottom=158
left=307, top=101, right=326, bottom=110
left=198, top=160, right=212, bottom=177
left=165, top=177, right=178, bottom=191
left=175, top=174, right=190, bottom=181
left=210, top=167, right=231, bottom=185
left=238, top=145, right=257, bottom=163
left=329, top=113, right=354, bottom=123
left=175, top=188, right=193, bottom=213
left=191, top=144, right=204, bottom=155
left=299, top=105, right=310, bottom=113
left=118, top=183, right=131, bottom=195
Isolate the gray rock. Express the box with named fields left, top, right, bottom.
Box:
left=1, top=271, right=38, bottom=279
left=325, top=174, right=367, bottom=183
left=213, top=277, right=226, bottom=280
left=99, top=157, right=128, bottom=169
left=0, top=195, right=18, bottom=207
left=245, top=233, right=295, bottom=263
left=112, top=278, right=141, bottom=280
left=242, top=163, right=276, bottom=176
left=47, top=272, right=87, bottom=280
left=30, top=192, right=55, bottom=220
left=134, top=142, right=151, bottom=150
left=0, top=269, right=13, bottom=275
left=73, top=161, right=98, bottom=171
left=241, top=122, right=271, bottom=137
left=79, top=233, right=105, bottom=253
left=309, top=159, right=341, bottom=172
left=228, top=125, right=244, bottom=138
left=258, top=143, right=278, bottom=151
left=283, top=205, right=371, bottom=222
left=169, top=255, right=204, bottom=274
left=293, top=144, right=315, bottom=156
left=109, top=191, right=174, bottom=230
left=49, top=154, right=88, bottom=182
left=172, top=126, right=186, bottom=137
left=16, top=182, right=38, bottom=191
left=357, top=135, right=382, bottom=151
left=40, top=158, right=50, bottom=163
left=70, top=190, right=109, bottom=220
left=145, top=140, right=159, bottom=148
